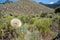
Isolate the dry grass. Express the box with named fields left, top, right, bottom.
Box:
left=0, top=1, right=54, bottom=16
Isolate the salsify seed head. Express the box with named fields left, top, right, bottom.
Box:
left=10, top=18, right=22, bottom=28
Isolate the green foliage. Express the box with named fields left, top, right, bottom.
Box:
left=30, top=17, right=39, bottom=24
left=33, top=18, right=52, bottom=33
left=0, top=16, right=14, bottom=34
left=18, top=15, right=32, bottom=24
left=52, top=32, right=58, bottom=40
left=0, top=13, right=59, bottom=40
left=15, top=23, right=28, bottom=40
left=27, top=31, right=40, bottom=40
left=0, top=16, right=14, bottom=23
left=52, top=13, right=60, bottom=22
left=46, top=13, right=53, bottom=18
left=55, top=6, right=60, bottom=13
left=40, top=13, right=47, bottom=17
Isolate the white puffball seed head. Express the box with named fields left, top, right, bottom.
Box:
left=10, top=18, right=22, bottom=28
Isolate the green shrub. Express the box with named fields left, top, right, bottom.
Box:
left=55, top=6, right=60, bottom=13
left=40, top=13, right=47, bottom=17
left=0, top=16, right=14, bottom=34
left=33, top=18, right=52, bottom=33
left=27, top=18, right=52, bottom=33
left=30, top=17, right=39, bottom=24
left=18, top=15, right=33, bottom=24
left=52, top=13, right=60, bottom=22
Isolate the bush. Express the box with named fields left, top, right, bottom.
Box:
left=55, top=6, right=60, bottom=13
left=0, top=16, right=14, bottom=37
left=18, top=15, right=32, bottom=24
left=33, top=18, right=52, bottom=33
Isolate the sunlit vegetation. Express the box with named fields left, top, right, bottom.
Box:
left=0, top=12, right=59, bottom=40
left=0, top=0, right=60, bottom=40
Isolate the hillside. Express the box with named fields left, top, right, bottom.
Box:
left=0, top=1, right=54, bottom=17
left=41, top=4, right=60, bottom=9
left=39, top=0, right=60, bottom=9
